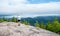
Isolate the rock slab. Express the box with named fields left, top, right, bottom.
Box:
left=0, top=22, right=60, bottom=36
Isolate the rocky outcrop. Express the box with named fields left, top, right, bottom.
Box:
left=0, top=22, right=60, bottom=36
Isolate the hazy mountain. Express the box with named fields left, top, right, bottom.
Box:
left=21, top=16, right=60, bottom=26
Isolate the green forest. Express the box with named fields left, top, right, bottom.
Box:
left=0, top=17, right=17, bottom=22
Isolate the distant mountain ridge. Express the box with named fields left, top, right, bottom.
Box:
left=21, top=16, right=60, bottom=26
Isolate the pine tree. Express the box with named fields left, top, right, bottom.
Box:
left=21, top=19, right=30, bottom=25
left=52, top=17, right=60, bottom=33
left=40, top=22, right=45, bottom=29
left=2, top=17, right=6, bottom=21
left=46, top=21, right=52, bottom=31
left=11, top=17, right=17, bottom=22
left=24, top=20, right=30, bottom=25
left=27, top=22, right=30, bottom=25
left=34, top=21, right=40, bottom=27
left=21, top=19, right=25, bottom=24
left=0, top=18, right=4, bottom=22
left=45, top=17, right=60, bottom=34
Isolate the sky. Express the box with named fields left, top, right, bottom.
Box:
left=0, top=0, right=60, bottom=18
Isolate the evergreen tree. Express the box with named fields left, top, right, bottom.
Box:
left=27, top=22, right=30, bottom=25
left=2, top=17, right=6, bottom=21
left=52, top=17, right=60, bottom=33
left=11, top=17, right=17, bottom=22
left=21, top=19, right=30, bottom=25
left=21, top=19, right=25, bottom=24
left=46, top=21, right=52, bottom=31
left=0, top=18, right=4, bottom=22
left=24, top=20, right=30, bottom=25
left=46, top=17, right=60, bottom=34
left=34, top=21, right=40, bottom=27
left=40, top=22, right=45, bottom=29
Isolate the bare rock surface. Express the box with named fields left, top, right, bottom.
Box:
left=0, top=22, right=60, bottom=36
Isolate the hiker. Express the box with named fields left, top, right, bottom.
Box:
left=18, top=20, right=21, bottom=26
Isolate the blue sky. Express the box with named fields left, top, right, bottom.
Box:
left=0, top=0, right=60, bottom=17
left=28, top=0, right=60, bottom=4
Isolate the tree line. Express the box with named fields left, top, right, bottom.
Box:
left=0, top=17, right=17, bottom=22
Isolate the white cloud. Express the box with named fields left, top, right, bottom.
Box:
left=0, top=0, right=60, bottom=17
